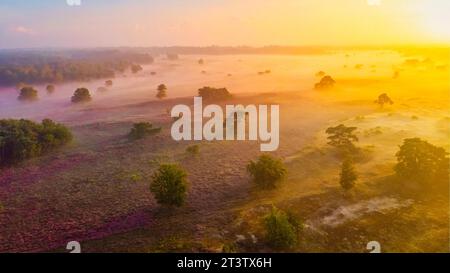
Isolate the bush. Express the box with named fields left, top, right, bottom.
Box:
left=131, top=64, right=143, bottom=73
left=0, top=119, right=72, bottom=167
left=198, top=87, right=232, bottom=101
left=128, top=122, right=161, bottom=140
left=186, top=145, right=200, bottom=156
left=247, top=154, right=287, bottom=189
left=46, top=84, right=55, bottom=94
left=395, top=138, right=449, bottom=184
left=18, top=86, right=38, bottom=101
left=105, top=80, right=113, bottom=87
left=71, top=88, right=92, bottom=103
left=264, top=207, right=298, bottom=249
left=150, top=164, right=188, bottom=207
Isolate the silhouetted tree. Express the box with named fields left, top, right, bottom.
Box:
left=314, top=75, right=336, bottom=90
left=71, top=88, right=92, bottom=103
left=326, top=124, right=358, bottom=151
left=374, top=93, right=394, bottom=107
left=156, top=84, right=167, bottom=99
left=18, top=86, right=38, bottom=101
left=339, top=159, right=357, bottom=191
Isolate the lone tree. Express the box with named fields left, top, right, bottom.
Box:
left=71, top=88, right=92, bottom=103
left=395, top=138, right=449, bottom=183
left=247, top=154, right=287, bottom=189
left=325, top=124, right=358, bottom=151
left=156, top=84, right=167, bottom=99
left=150, top=164, right=188, bottom=207
left=314, top=75, right=336, bottom=90
left=339, top=159, right=357, bottom=191
left=128, top=122, right=161, bottom=140
left=264, top=206, right=298, bottom=249
left=18, top=86, right=38, bottom=101
left=46, top=84, right=56, bottom=94
left=374, top=93, right=394, bottom=107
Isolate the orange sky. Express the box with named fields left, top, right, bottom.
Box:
left=1, top=0, right=449, bottom=48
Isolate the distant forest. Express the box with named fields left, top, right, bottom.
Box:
left=0, top=49, right=154, bottom=86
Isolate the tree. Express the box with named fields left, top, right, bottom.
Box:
left=395, top=138, right=449, bottom=183
left=264, top=206, right=298, bottom=249
left=71, top=88, right=92, bottom=103
left=150, top=164, right=188, bottom=207
left=374, top=93, right=393, bottom=107
left=156, top=84, right=167, bottom=99
left=0, top=119, right=72, bottom=167
left=339, top=159, right=357, bottom=191
left=247, top=154, right=287, bottom=189
left=314, top=75, right=336, bottom=90
left=46, top=84, right=55, bottom=94
left=18, top=86, right=38, bottom=101
left=325, top=124, right=358, bottom=151
left=198, top=59, right=204, bottom=65
left=128, top=122, right=161, bottom=140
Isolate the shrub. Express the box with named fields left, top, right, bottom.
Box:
left=0, top=119, right=72, bottom=167
left=46, top=84, right=55, bottom=94
left=18, top=86, right=38, bottom=101
left=395, top=138, right=449, bottom=184
left=105, top=80, right=113, bottom=87
left=339, top=159, right=357, bottom=190
left=131, top=64, right=143, bottom=73
left=186, top=145, right=200, bottom=156
left=263, top=207, right=298, bottom=249
left=71, top=88, right=92, bottom=103
left=198, top=87, right=232, bottom=101
left=128, top=122, right=161, bottom=140
left=247, top=154, right=287, bottom=189
left=150, top=164, right=188, bottom=207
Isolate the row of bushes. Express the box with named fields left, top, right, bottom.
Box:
left=0, top=119, right=72, bottom=166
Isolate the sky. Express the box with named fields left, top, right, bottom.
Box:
left=0, top=0, right=449, bottom=48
